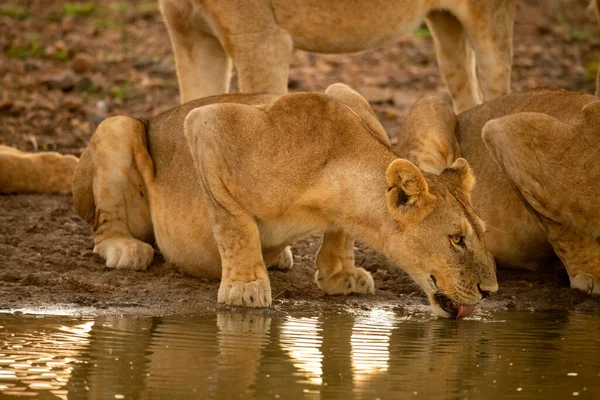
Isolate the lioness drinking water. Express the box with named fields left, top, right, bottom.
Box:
left=68, top=84, right=497, bottom=318
left=399, top=87, right=600, bottom=296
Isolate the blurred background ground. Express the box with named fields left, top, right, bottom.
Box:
left=1, top=0, right=600, bottom=316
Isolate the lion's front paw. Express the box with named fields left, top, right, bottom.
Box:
left=218, top=279, right=272, bottom=308
left=571, top=273, right=600, bottom=295
left=317, top=268, right=375, bottom=295
left=94, top=237, right=154, bottom=271
left=268, top=246, right=294, bottom=271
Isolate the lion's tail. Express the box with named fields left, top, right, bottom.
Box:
left=0, top=145, right=78, bottom=194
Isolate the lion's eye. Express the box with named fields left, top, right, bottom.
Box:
left=450, top=235, right=465, bottom=247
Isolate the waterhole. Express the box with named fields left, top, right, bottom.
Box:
left=0, top=310, right=598, bottom=399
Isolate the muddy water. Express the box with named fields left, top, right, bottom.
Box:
left=0, top=310, right=598, bottom=399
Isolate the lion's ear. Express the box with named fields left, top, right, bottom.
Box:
left=386, top=159, right=432, bottom=219
left=441, top=158, right=475, bottom=194
left=325, top=83, right=390, bottom=146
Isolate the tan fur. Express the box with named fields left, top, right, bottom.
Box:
left=400, top=88, right=600, bottom=295
left=0, top=145, right=77, bottom=194
left=64, top=84, right=495, bottom=316
left=594, top=0, right=600, bottom=96
left=159, top=0, right=515, bottom=113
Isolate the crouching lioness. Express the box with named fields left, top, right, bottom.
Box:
left=399, top=88, right=600, bottom=295
left=72, top=84, right=497, bottom=317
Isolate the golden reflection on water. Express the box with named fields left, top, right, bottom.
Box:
left=279, top=309, right=395, bottom=390
left=0, top=318, right=93, bottom=399
left=351, top=309, right=394, bottom=379
left=0, top=310, right=599, bottom=399
left=280, top=317, right=323, bottom=386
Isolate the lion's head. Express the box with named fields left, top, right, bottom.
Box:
left=383, top=157, right=497, bottom=318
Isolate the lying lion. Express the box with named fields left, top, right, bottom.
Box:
left=159, top=0, right=515, bottom=113
left=399, top=87, right=600, bottom=295
left=63, top=84, right=495, bottom=318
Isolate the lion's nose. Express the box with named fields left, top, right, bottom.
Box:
left=477, top=282, right=497, bottom=299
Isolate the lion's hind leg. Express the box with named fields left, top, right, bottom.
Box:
left=159, top=0, right=232, bottom=103
left=543, top=224, right=600, bottom=295
left=456, top=1, right=515, bottom=104
left=74, top=116, right=155, bottom=271
left=483, top=111, right=600, bottom=294
left=426, top=11, right=482, bottom=114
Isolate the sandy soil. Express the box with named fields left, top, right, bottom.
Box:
left=1, top=0, right=600, bottom=317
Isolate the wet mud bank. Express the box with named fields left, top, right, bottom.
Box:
left=1, top=194, right=599, bottom=318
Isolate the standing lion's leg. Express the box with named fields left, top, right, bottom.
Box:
left=595, top=0, right=600, bottom=97
left=160, top=1, right=232, bottom=103
left=169, top=32, right=232, bottom=103
left=459, top=0, right=515, bottom=102
left=426, top=11, right=481, bottom=114
left=74, top=116, right=155, bottom=271
left=230, top=28, right=293, bottom=94
left=596, top=64, right=600, bottom=98
left=315, top=230, right=374, bottom=295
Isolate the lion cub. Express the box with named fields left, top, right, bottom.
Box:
left=73, top=84, right=497, bottom=318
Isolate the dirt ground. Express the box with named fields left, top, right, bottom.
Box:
left=1, top=0, right=600, bottom=317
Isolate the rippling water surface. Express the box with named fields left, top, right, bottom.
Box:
left=0, top=310, right=598, bottom=399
